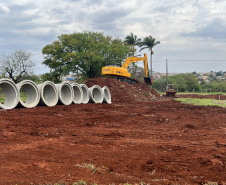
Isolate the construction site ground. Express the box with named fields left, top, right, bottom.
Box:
left=0, top=78, right=226, bottom=185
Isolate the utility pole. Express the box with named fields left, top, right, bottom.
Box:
left=166, top=59, right=168, bottom=91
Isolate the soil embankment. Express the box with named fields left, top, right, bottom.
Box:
left=84, top=77, right=162, bottom=102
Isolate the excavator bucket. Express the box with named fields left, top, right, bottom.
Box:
left=144, top=77, right=154, bottom=85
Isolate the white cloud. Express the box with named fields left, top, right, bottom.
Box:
left=0, top=0, right=226, bottom=74
left=0, top=3, right=10, bottom=12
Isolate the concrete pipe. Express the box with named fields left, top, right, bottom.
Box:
left=80, top=84, right=89, bottom=104
left=88, top=85, right=104, bottom=103
left=102, top=86, right=112, bottom=104
left=71, top=83, right=83, bottom=104
left=55, top=82, right=73, bottom=105
left=16, top=80, right=40, bottom=108
left=37, top=81, right=58, bottom=107
left=0, top=78, right=19, bottom=109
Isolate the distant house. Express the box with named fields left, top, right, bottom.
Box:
left=216, top=76, right=224, bottom=80
left=223, top=74, right=226, bottom=79
left=61, top=74, right=76, bottom=83
left=198, top=76, right=208, bottom=81
left=202, top=76, right=208, bottom=81
left=66, top=78, right=75, bottom=81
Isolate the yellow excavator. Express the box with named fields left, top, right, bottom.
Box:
left=101, top=53, right=154, bottom=85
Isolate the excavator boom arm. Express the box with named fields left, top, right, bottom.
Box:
left=101, top=53, right=153, bottom=85
left=121, top=54, right=149, bottom=77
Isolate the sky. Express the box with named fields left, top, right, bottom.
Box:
left=0, top=0, right=226, bottom=74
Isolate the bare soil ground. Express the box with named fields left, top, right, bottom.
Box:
left=1, top=78, right=226, bottom=185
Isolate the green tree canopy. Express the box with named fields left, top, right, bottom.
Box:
left=153, top=73, right=201, bottom=92
left=42, top=31, right=129, bottom=82
left=124, top=33, right=141, bottom=56
left=124, top=33, right=141, bottom=75
left=216, top=71, right=222, bottom=76
left=200, top=80, right=226, bottom=92
left=20, top=74, right=41, bottom=84
left=138, top=36, right=160, bottom=77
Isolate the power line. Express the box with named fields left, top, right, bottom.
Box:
left=35, top=67, right=49, bottom=69
left=169, top=60, right=226, bottom=61
left=153, top=60, right=226, bottom=63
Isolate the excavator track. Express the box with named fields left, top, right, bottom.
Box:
left=116, top=77, right=138, bottom=84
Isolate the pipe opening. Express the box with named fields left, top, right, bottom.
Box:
left=80, top=84, right=89, bottom=104
left=43, top=84, right=57, bottom=104
left=92, top=88, right=102, bottom=102
left=61, top=84, right=72, bottom=104
left=16, top=80, right=40, bottom=108
left=73, top=87, right=82, bottom=101
left=102, top=86, right=111, bottom=104
left=38, top=81, right=58, bottom=107
left=19, top=88, right=28, bottom=103
left=71, top=84, right=83, bottom=104
left=0, top=79, right=19, bottom=109
left=89, top=85, right=104, bottom=103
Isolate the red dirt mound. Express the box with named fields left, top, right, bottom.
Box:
left=84, top=77, right=163, bottom=103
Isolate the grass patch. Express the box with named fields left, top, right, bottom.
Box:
left=73, top=181, right=87, bottom=185
left=175, top=98, right=226, bottom=107
left=20, top=92, right=27, bottom=102
left=176, top=92, right=226, bottom=95
left=0, top=93, right=5, bottom=104
left=74, top=163, right=96, bottom=173
left=159, top=92, right=226, bottom=95
left=0, top=92, right=27, bottom=104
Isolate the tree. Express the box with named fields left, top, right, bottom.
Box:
left=127, top=66, right=145, bottom=82
left=209, top=74, right=214, bottom=79
left=152, top=77, right=167, bottom=92
left=124, top=33, right=141, bottom=76
left=153, top=73, right=201, bottom=92
left=20, top=74, right=41, bottom=84
left=124, top=33, right=141, bottom=56
left=182, top=73, right=200, bottom=91
left=42, top=31, right=129, bottom=82
left=200, top=80, right=226, bottom=92
left=216, top=71, right=222, bottom=76
left=0, top=49, right=35, bottom=84
left=138, top=36, right=160, bottom=77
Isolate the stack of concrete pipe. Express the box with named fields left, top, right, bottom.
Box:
left=0, top=78, right=111, bottom=110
